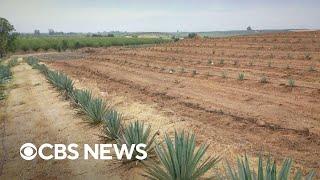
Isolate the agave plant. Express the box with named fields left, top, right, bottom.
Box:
left=117, top=121, right=158, bottom=162
left=8, top=58, right=19, bottom=67
left=47, top=70, right=60, bottom=86
left=225, top=154, right=315, bottom=180
left=82, top=97, right=109, bottom=124
left=144, top=131, right=220, bottom=180
left=47, top=71, right=74, bottom=95
left=34, top=63, right=49, bottom=75
left=71, top=89, right=93, bottom=108
left=26, top=56, right=39, bottom=66
left=60, top=74, right=74, bottom=95
left=103, top=110, right=123, bottom=140
left=0, top=65, right=12, bottom=83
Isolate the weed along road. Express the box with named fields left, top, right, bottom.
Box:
left=0, top=62, right=145, bottom=179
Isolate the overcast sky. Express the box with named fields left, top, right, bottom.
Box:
left=1, top=0, right=319, bottom=33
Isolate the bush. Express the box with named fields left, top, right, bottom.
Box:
left=188, top=33, right=197, bottom=38
left=14, top=36, right=170, bottom=52
left=74, top=41, right=82, bottom=49
left=61, top=40, right=68, bottom=51
left=144, top=131, right=220, bottom=180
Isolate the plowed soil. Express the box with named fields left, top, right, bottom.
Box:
left=36, top=31, right=320, bottom=174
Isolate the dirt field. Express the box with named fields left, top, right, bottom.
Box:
left=38, top=31, right=320, bottom=174
left=1, top=31, right=319, bottom=178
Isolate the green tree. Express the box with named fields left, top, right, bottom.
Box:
left=188, top=32, right=197, bottom=38
left=0, top=17, right=16, bottom=58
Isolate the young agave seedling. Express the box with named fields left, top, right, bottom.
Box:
left=260, top=76, right=268, bottom=83
left=192, top=70, right=197, bottom=77
left=238, top=72, right=245, bottom=81
left=144, top=131, right=220, bottom=180
left=117, top=121, right=158, bottom=162
left=288, top=78, right=295, bottom=87
left=221, top=71, right=227, bottom=79
left=308, top=65, right=316, bottom=72
left=180, top=67, right=185, bottom=74
left=305, top=53, right=312, bottom=60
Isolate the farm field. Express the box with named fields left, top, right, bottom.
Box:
left=29, top=30, right=320, bottom=175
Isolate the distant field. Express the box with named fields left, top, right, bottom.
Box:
left=13, top=36, right=170, bottom=52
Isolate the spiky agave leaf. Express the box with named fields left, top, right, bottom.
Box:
left=144, top=131, right=220, bottom=180
left=72, top=89, right=93, bottom=108
left=82, top=97, right=109, bottom=124
left=103, top=110, right=123, bottom=140
left=60, top=74, right=74, bottom=95
left=46, top=71, right=74, bottom=95
left=117, top=121, right=158, bottom=162
left=225, top=155, right=315, bottom=180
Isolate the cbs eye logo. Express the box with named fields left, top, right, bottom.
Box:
left=20, top=143, right=37, bottom=160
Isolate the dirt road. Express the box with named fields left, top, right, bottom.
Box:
left=0, top=62, right=142, bottom=179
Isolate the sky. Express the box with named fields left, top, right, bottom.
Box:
left=0, top=0, right=320, bottom=33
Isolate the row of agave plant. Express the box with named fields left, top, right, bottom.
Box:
left=1, top=58, right=19, bottom=100
left=0, top=57, right=18, bottom=84
left=26, top=56, right=315, bottom=180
